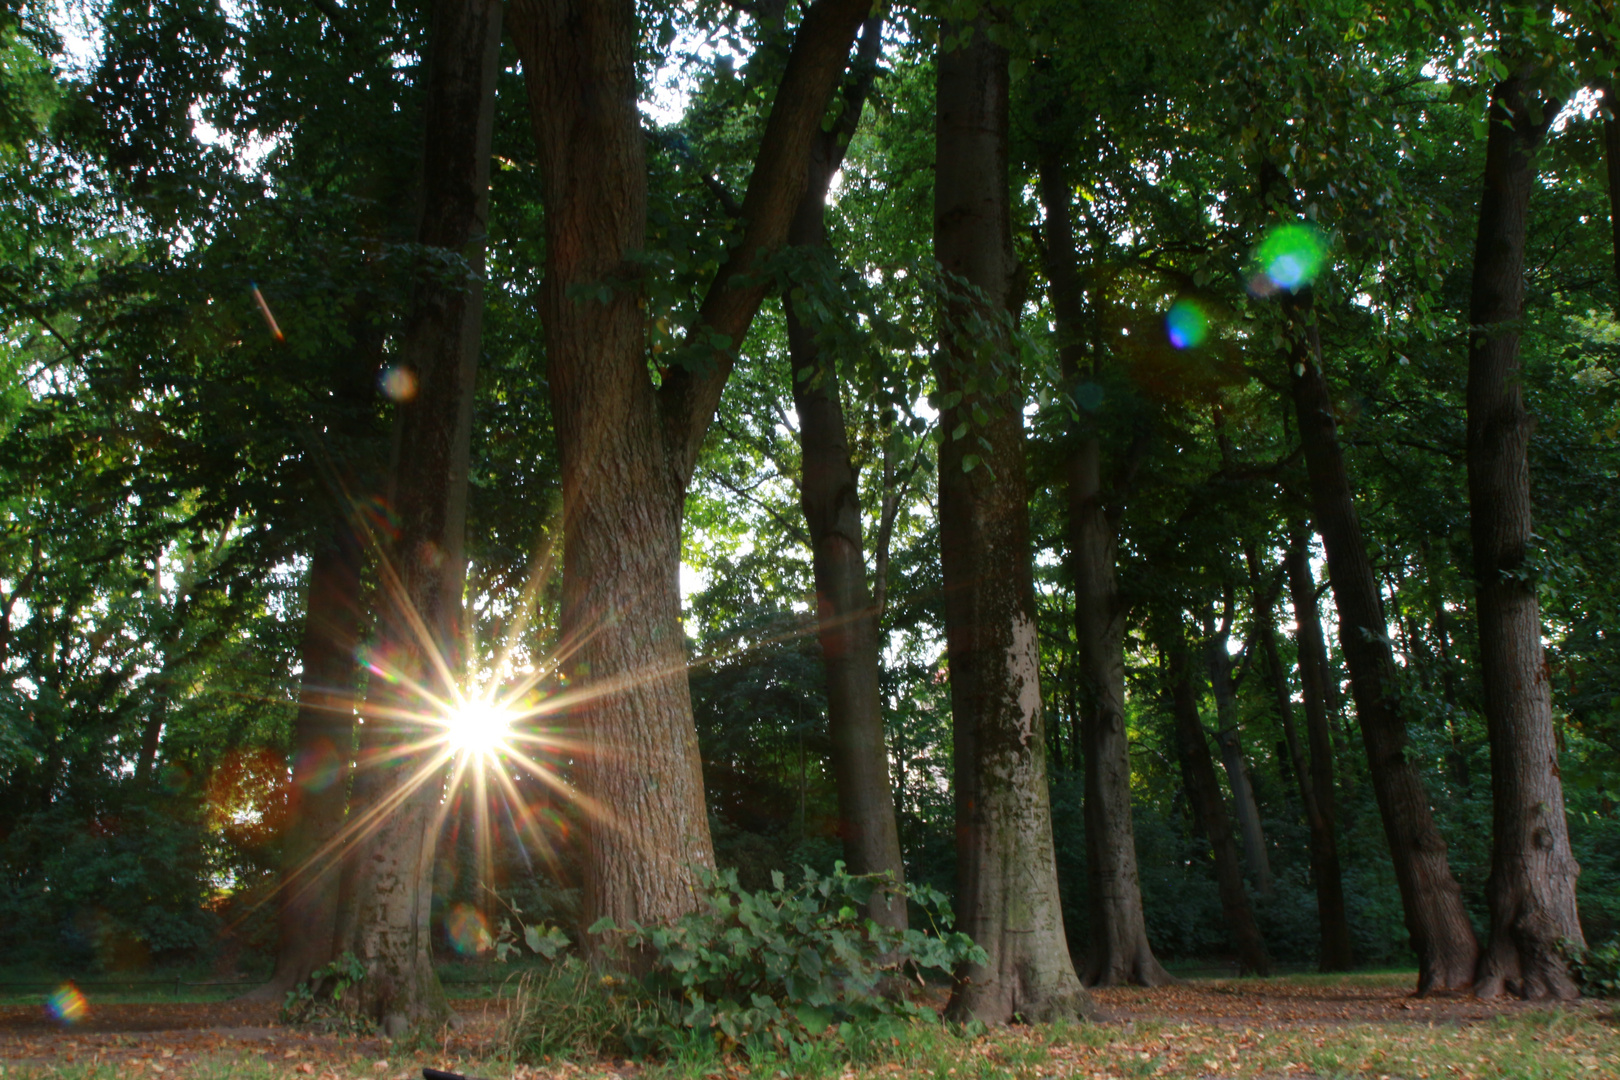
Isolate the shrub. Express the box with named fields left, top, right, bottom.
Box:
left=280, top=952, right=374, bottom=1034
left=505, top=863, right=985, bottom=1060
left=1570, top=935, right=1620, bottom=998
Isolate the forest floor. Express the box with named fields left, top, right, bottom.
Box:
left=0, top=973, right=1614, bottom=1080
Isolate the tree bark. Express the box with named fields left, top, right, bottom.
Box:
left=1465, top=68, right=1582, bottom=1001
left=339, top=0, right=501, bottom=1033
left=1285, top=285, right=1479, bottom=993
left=1279, top=533, right=1353, bottom=970
left=1164, top=631, right=1270, bottom=976
left=509, top=0, right=875, bottom=935
left=936, top=28, right=1094, bottom=1024
left=1035, top=134, right=1170, bottom=989
left=785, top=15, right=905, bottom=929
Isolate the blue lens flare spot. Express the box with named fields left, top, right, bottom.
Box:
left=1165, top=300, right=1208, bottom=349
left=1255, top=224, right=1327, bottom=291
left=46, top=983, right=88, bottom=1026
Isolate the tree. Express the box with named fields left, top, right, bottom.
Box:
left=508, top=0, right=875, bottom=936
left=1465, top=61, right=1583, bottom=1000
left=784, top=12, right=907, bottom=926
left=1161, top=619, right=1270, bottom=976
left=1034, top=141, right=1172, bottom=988
left=935, top=23, right=1094, bottom=1024
left=1278, top=532, right=1353, bottom=971
left=338, top=0, right=503, bottom=1030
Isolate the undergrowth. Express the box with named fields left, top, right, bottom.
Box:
left=502, top=864, right=984, bottom=1063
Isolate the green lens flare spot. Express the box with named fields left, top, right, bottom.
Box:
left=1256, top=224, right=1327, bottom=291
left=1166, top=300, right=1208, bottom=349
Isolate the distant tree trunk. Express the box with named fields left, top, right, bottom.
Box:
left=1284, top=280, right=1479, bottom=993
left=1203, top=608, right=1273, bottom=898
left=1465, top=68, right=1582, bottom=1001
left=1604, top=80, right=1620, bottom=318
left=1165, top=630, right=1270, bottom=976
left=785, top=14, right=905, bottom=929
left=936, top=29, right=1094, bottom=1024
left=266, top=524, right=365, bottom=995
left=1280, top=533, right=1353, bottom=971
left=1035, top=132, right=1170, bottom=989
left=340, top=0, right=501, bottom=1033
left=511, top=0, right=876, bottom=935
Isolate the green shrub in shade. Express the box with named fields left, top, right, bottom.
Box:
left=1571, top=935, right=1620, bottom=999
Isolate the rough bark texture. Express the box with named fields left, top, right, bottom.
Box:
left=509, top=0, right=872, bottom=934
left=1285, top=286, right=1479, bottom=994
left=936, top=29, right=1094, bottom=1025
left=1165, top=634, right=1270, bottom=976
left=1035, top=142, right=1170, bottom=989
left=1466, top=70, right=1583, bottom=1001
left=1280, top=535, right=1353, bottom=971
left=341, top=0, right=501, bottom=1032
left=785, top=15, right=906, bottom=928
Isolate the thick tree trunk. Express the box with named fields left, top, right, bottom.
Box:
left=1466, top=70, right=1582, bottom=1001
left=510, top=0, right=874, bottom=935
left=266, top=525, right=364, bottom=996
left=785, top=16, right=905, bottom=928
left=1035, top=140, right=1169, bottom=989
left=1204, top=633, right=1273, bottom=898
left=936, top=29, right=1094, bottom=1025
left=1165, top=633, right=1270, bottom=976
left=1285, top=287, right=1479, bottom=993
left=1279, top=535, right=1353, bottom=971
left=340, top=0, right=501, bottom=1033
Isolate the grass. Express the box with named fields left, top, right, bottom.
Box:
left=6, top=1008, right=1616, bottom=1080
left=4, top=968, right=1616, bottom=1080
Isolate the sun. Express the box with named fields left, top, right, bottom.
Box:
left=443, top=698, right=514, bottom=758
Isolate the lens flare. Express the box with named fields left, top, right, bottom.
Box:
left=1165, top=300, right=1208, bottom=349
left=249, top=282, right=285, bottom=342
left=1073, top=381, right=1105, bottom=412
left=445, top=903, right=491, bottom=955
left=380, top=366, right=418, bottom=402
left=445, top=699, right=514, bottom=758
left=46, top=983, right=87, bottom=1026
left=1254, top=224, right=1327, bottom=292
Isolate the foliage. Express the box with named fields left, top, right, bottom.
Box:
left=1570, top=936, right=1620, bottom=1000
left=279, top=952, right=373, bottom=1034
left=507, top=865, right=985, bottom=1059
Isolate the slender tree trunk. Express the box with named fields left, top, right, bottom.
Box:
left=1035, top=134, right=1169, bottom=989
left=1204, top=633, right=1273, bottom=898
left=1604, top=81, right=1620, bottom=318
left=1165, top=633, right=1270, bottom=976
left=266, top=525, right=365, bottom=995
left=1280, top=534, right=1353, bottom=970
left=936, top=29, right=1093, bottom=1024
left=785, top=15, right=905, bottom=928
left=1466, top=69, right=1582, bottom=1000
left=340, top=0, right=501, bottom=1032
left=1284, top=282, right=1479, bottom=992
left=511, top=0, right=875, bottom=934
